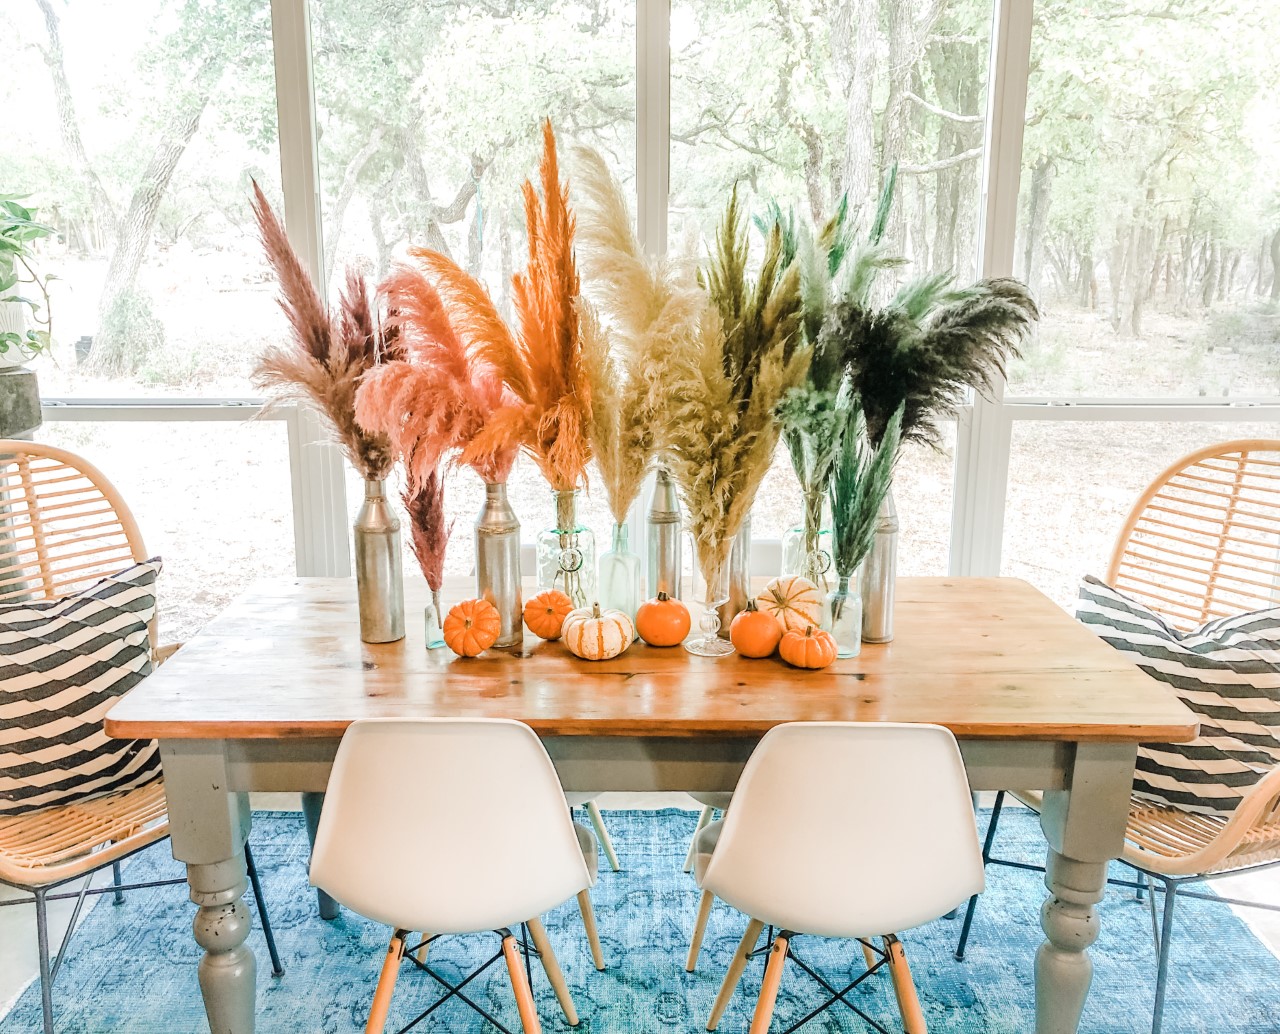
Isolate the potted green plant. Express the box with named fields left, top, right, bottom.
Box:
left=0, top=195, right=56, bottom=437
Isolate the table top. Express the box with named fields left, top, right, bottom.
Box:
left=102, top=573, right=1198, bottom=742
left=105, top=576, right=1198, bottom=743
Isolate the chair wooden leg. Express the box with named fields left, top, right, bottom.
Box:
left=885, top=935, right=927, bottom=1034
left=707, top=918, right=764, bottom=1031
left=860, top=937, right=878, bottom=973
left=687, top=889, right=715, bottom=972
left=684, top=805, right=715, bottom=873
left=526, top=917, right=579, bottom=1027
left=366, top=931, right=406, bottom=1034
left=414, top=934, right=431, bottom=964
left=576, top=890, right=606, bottom=971
left=502, top=931, right=543, bottom=1034
left=748, top=933, right=789, bottom=1034
left=585, top=800, right=621, bottom=872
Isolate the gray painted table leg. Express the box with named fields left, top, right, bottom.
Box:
left=301, top=791, right=339, bottom=920
left=1034, top=742, right=1136, bottom=1034
left=162, top=740, right=258, bottom=1034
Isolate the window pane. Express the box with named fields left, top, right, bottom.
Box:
left=33, top=420, right=295, bottom=640
left=1002, top=420, right=1280, bottom=609
left=1006, top=2, right=1280, bottom=399
left=1, top=2, right=282, bottom=398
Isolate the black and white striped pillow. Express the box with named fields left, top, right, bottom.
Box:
left=0, top=559, right=164, bottom=815
left=1077, top=575, right=1280, bottom=816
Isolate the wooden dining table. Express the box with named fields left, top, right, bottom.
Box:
left=105, top=574, right=1197, bottom=1034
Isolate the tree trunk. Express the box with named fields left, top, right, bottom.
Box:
left=323, top=127, right=386, bottom=288
left=1271, top=230, right=1280, bottom=301
left=831, top=0, right=877, bottom=220
left=89, top=79, right=217, bottom=375
left=34, top=0, right=119, bottom=250
left=1020, top=158, right=1055, bottom=298
left=1221, top=250, right=1240, bottom=302
left=1201, top=242, right=1220, bottom=308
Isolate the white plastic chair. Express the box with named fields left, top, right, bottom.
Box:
left=690, top=722, right=984, bottom=1033
left=565, top=792, right=621, bottom=872
left=310, top=718, right=605, bottom=1034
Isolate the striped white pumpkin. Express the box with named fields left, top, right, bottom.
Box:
left=563, top=604, right=634, bottom=661
left=757, top=575, right=824, bottom=633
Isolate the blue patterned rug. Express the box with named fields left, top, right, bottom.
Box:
left=3, top=808, right=1278, bottom=1033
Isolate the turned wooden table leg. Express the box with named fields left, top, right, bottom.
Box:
left=1034, top=742, right=1135, bottom=1034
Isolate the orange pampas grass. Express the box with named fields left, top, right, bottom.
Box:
left=355, top=264, right=519, bottom=486
left=250, top=180, right=400, bottom=481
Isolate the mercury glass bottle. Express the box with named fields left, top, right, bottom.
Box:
left=827, top=569, right=863, bottom=658
left=536, top=488, right=596, bottom=607
left=599, top=522, right=642, bottom=624
left=861, top=489, right=898, bottom=643
left=646, top=467, right=683, bottom=599
left=353, top=478, right=405, bottom=644
left=474, top=481, right=523, bottom=648
left=780, top=488, right=833, bottom=593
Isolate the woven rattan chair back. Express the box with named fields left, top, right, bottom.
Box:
left=1106, top=438, right=1280, bottom=630
left=0, top=439, right=152, bottom=641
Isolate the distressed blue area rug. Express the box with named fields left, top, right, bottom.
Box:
left=3, top=808, right=1279, bottom=1033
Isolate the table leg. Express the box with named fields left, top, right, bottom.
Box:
left=1034, top=742, right=1135, bottom=1034
left=301, top=791, right=340, bottom=920
left=162, top=740, right=258, bottom=1034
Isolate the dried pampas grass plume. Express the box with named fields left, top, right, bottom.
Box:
left=250, top=180, right=399, bottom=481
left=403, top=468, right=452, bottom=593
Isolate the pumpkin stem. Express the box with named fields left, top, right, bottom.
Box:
left=804, top=625, right=815, bottom=637
left=591, top=603, right=602, bottom=618
left=744, top=598, right=759, bottom=613
left=656, top=591, right=670, bottom=602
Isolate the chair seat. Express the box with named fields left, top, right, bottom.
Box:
left=692, top=818, right=723, bottom=886
left=0, top=780, right=169, bottom=889
left=689, top=792, right=733, bottom=811
left=575, top=822, right=599, bottom=883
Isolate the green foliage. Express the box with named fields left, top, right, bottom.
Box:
left=96, top=286, right=165, bottom=377
left=0, top=196, right=56, bottom=360
left=829, top=398, right=901, bottom=578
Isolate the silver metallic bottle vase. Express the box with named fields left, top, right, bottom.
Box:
left=861, top=487, right=898, bottom=643
left=716, top=515, right=752, bottom=637
left=354, top=478, right=405, bottom=644
left=647, top=467, right=683, bottom=599
left=475, top=481, right=523, bottom=648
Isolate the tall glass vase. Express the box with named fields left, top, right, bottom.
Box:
left=646, top=467, right=683, bottom=599
left=599, top=522, right=642, bottom=625
left=827, top=569, right=863, bottom=659
left=353, top=477, right=405, bottom=644
left=716, top=515, right=752, bottom=637
left=475, top=481, right=522, bottom=648
left=780, top=488, right=833, bottom=593
left=423, top=588, right=446, bottom=650
left=861, top=487, right=898, bottom=643
left=687, top=549, right=734, bottom=658
left=536, top=488, right=596, bottom=607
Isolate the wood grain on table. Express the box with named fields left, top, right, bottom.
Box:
left=105, top=576, right=1198, bottom=744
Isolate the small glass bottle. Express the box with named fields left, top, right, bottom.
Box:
left=423, top=589, right=446, bottom=650
left=780, top=489, right=833, bottom=594
left=536, top=488, right=597, bottom=607
left=827, top=569, right=863, bottom=659
left=599, top=522, right=642, bottom=625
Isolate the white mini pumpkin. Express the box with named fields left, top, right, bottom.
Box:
left=563, top=603, right=635, bottom=661
left=756, top=575, right=824, bottom=633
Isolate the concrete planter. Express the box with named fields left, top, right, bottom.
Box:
left=0, top=366, right=41, bottom=438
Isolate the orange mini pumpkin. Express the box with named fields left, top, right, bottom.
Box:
left=778, top=625, right=838, bottom=670
left=635, top=591, right=691, bottom=647
left=524, top=589, right=575, bottom=641
left=729, top=598, right=783, bottom=658
left=757, top=575, right=824, bottom=633
left=444, top=598, right=502, bottom=656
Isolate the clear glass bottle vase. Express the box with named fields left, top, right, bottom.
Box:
left=780, top=488, right=833, bottom=594
left=599, top=522, right=642, bottom=624
left=536, top=488, right=596, bottom=607
left=827, top=570, right=863, bottom=658
left=423, top=589, right=446, bottom=650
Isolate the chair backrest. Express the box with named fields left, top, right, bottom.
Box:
left=1107, top=439, right=1280, bottom=630
left=701, top=722, right=983, bottom=939
left=310, top=718, right=592, bottom=935
left=0, top=440, right=154, bottom=643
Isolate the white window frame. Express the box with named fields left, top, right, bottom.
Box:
left=39, top=0, right=1280, bottom=585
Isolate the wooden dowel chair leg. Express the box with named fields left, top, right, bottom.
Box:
left=684, top=805, right=714, bottom=873
left=861, top=938, right=878, bottom=973
left=365, top=931, right=406, bottom=1034
left=502, top=931, right=543, bottom=1034
left=687, top=889, right=715, bottom=972
left=707, top=918, right=764, bottom=1031
left=749, top=933, right=790, bottom=1034
left=885, top=935, right=927, bottom=1034
left=576, top=890, right=606, bottom=971
left=415, top=934, right=431, bottom=964
left=526, top=917, right=579, bottom=1027
left=585, top=801, right=621, bottom=872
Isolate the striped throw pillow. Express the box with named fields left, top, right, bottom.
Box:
left=1076, top=575, right=1280, bottom=816
left=0, top=559, right=164, bottom=815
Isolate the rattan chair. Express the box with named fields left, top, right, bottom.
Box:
left=955, top=438, right=1280, bottom=1034
left=0, top=440, right=281, bottom=1034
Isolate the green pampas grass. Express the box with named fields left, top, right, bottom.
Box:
left=829, top=398, right=902, bottom=578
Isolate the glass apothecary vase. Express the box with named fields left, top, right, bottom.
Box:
left=826, top=570, right=863, bottom=659
left=780, top=489, right=833, bottom=594
left=599, top=522, right=642, bottom=624
left=536, top=488, right=596, bottom=607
